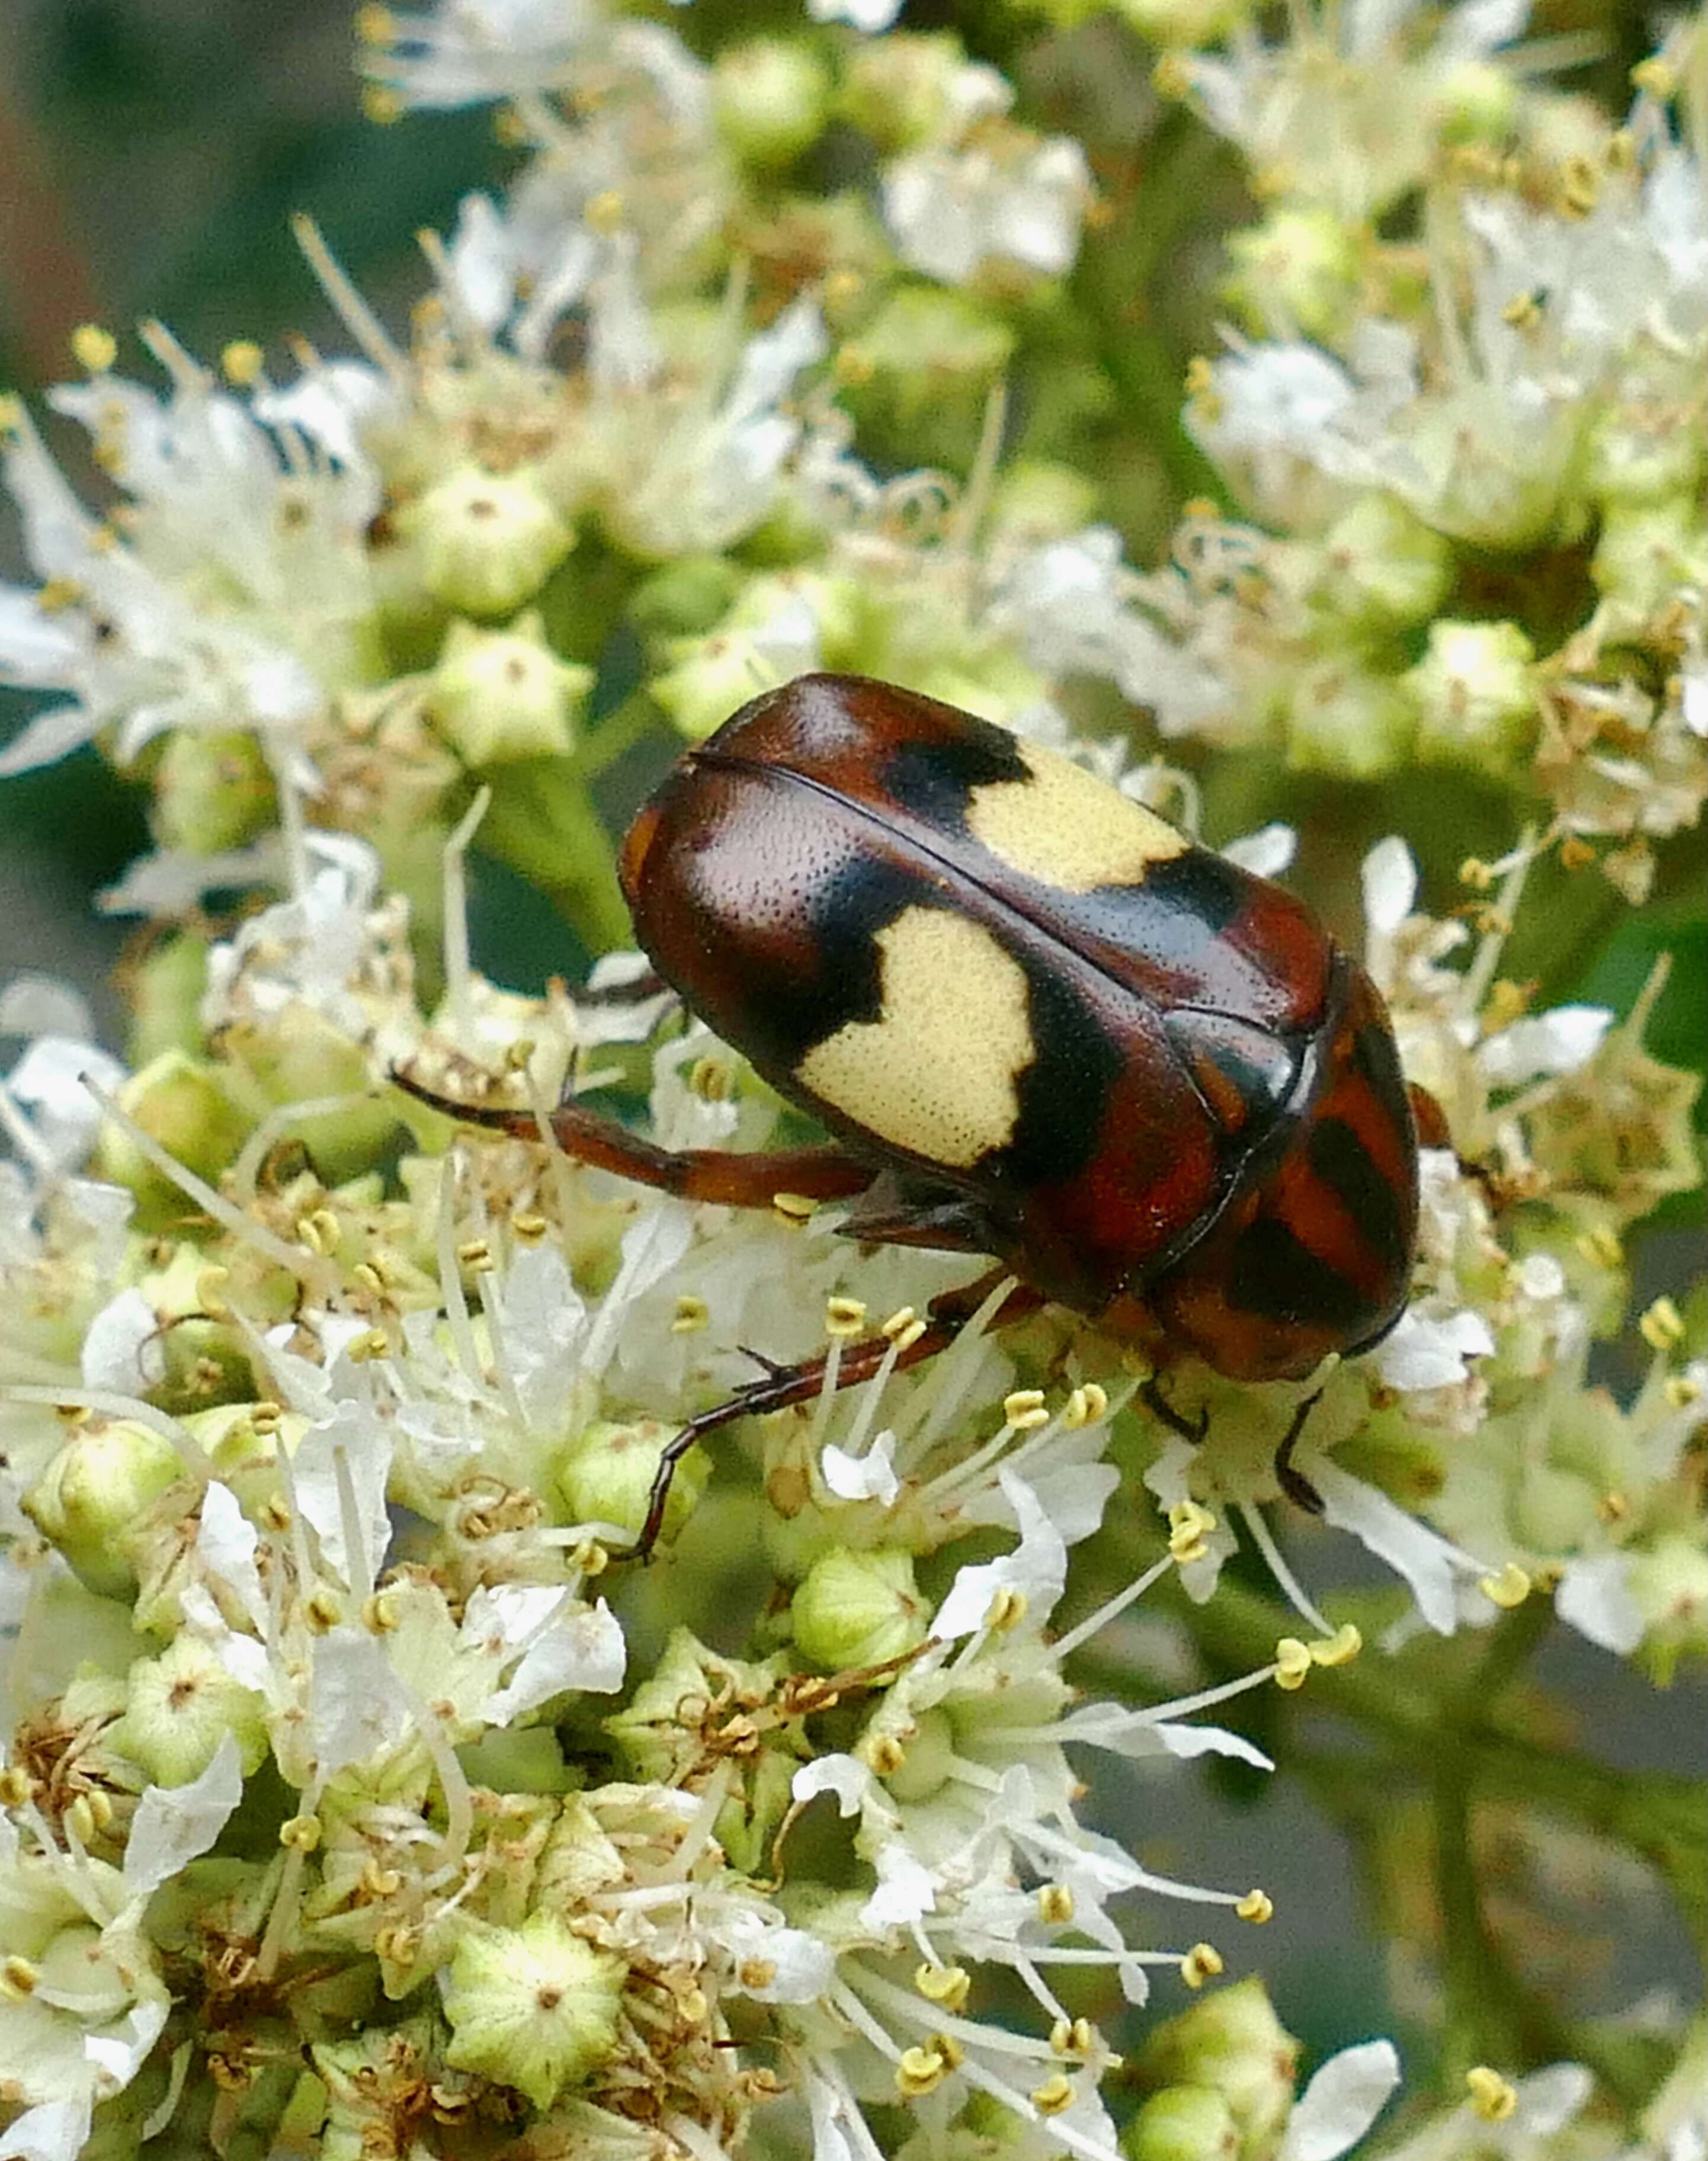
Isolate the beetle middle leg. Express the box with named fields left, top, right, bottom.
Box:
left=1142, top=1373, right=1326, bottom=1514
left=393, top=1067, right=877, bottom=1210
left=618, top=1268, right=1046, bottom=1562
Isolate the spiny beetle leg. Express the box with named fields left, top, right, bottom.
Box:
left=618, top=1268, right=1046, bottom=1562
left=1274, top=1387, right=1326, bottom=1515
left=393, top=1066, right=876, bottom=1210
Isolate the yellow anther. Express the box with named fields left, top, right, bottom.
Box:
left=864, top=1733, right=906, bottom=1777
left=354, top=3, right=395, bottom=45
left=85, top=1790, right=114, bottom=1832
left=348, top=1327, right=392, bottom=1362
left=824, top=268, right=863, bottom=307
left=34, top=576, right=85, bottom=614
left=880, top=1306, right=918, bottom=1341
left=361, top=1858, right=402, bottom=1898
left=1168, top=1499, right=1217, bottom=1565
left=1480, top=1562, right=1532, bottom=1609
left=585, top=189, right=626, bottom=236
left=1181, top=1942, right=1223, bottom=1989
left=374, top=1923, right=418, bottom=1966
left=738, top=1957, right=777, bottom=1991
left=833, top=345, right=874, bottom=389
left=1598, top=1490, right=1629, bottom=1524
left=1031, top=2075, right=1076, bottom=2115
left=1274, top=1636, right=1312, bottom=1691
left=65, top=1795, right=97, bottom=1846
left=1458, top=855, right=1496, bottom=891
left=361, top=82, right=403, bottom=123
left=1605, top=129, right=1635, bottom=171
left=1181, top=496, right=1219, bottom=522
left=688, top=1056, right=733, bottom=1101
left=771, top=1191, right=818, bottom=1226
left=71, top=324, right=117, bottom=373
left=363, top=1589, right=403, bottom=1633
left=1152, top=52, right=1191, bottom=98
left=305, top=1588, right=344, bottom=1634
left=1664, top=1374, right=1702, bottom=1410
left=295, top=1213, right=325, bottom=1253
left=1558, top=835, right=1597, bottom=871
left=984, top=1588, right=1028, bottom=1633
left=457, top=1237, right=494, bottom=1272
left=221, top=340, right=265, bottom=386
left=512, top=1211, right=549, bottom=1242
left=914, top=1963, right=971, bottom=2013
left=1501, top=290, right=1543, bottom=329
left=0, top=1955, right=40, bottom=2001
left=1003, top=1387, right=1049, bottom=1431
left=351, top=1262, right=386, bottom=1297
left=1309, top=1623, right=1363, bottom=1667
left=1037, top=1883, right=1075, bottom=1925
left=504, top=1037, right=536, bottom=1070
left=258, top=1497, right=293, bottom=1533
left=1575, top=1226, right=1624, bottom=1268
left=930, top=2031, right=966, bottom=2072
left=671, top=1294, right=710, bottom=1335
left=0, top=1766, right=37, bottom=1808
left=1639, top=1296, right=1685, bottom=1351
left=896, top=2046, right=947, bottom=2098
left=1559, top=154, right=1599, bottom=217
left=825, top=1296, right=867, bottom=1341
left=195, top=1266, right=231, bottom=1318
left=251, top=1399, right=283, bottom=1432
left=1062, top=1381, right=1108, bottom=1429
left=1466, top=2067, right=1518, bottom=2123
left=1630, top=56, right=1677, bottom=97
left=279, top=1813, right=323, bottom=1853
left=1050, top=2016, right=1073, bottom=2055
left=1237, top=1888, right=1274, bottom=1923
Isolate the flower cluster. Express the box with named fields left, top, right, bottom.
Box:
left=0, top=0, right=1702, bottom=2156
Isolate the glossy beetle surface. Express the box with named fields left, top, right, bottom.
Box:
left=620, top=673, right=1419, bottom=1384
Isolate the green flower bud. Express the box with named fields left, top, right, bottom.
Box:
left=442, top=1910, right=625, bottom=2109
left=1432, top=59, right=1519, bottom=145
left=1585, top=401, right=1707, bottom=509
left=126, top=931, right=210, bottom=1067
left=1403, top=618, right=1537, bottom=779
left=196, top=1399, right=310, bottom=1519
left=628, top=555, right=745, bottom=642
left=402, top=463, right=575, bottom=617
left=1629, top=1537, right=1708, bottom=1686
left=555, top=1420, right=710, bottom=1546
left=1591, top=498, right=1708, bottom=620
left=988, top=460, right=1102, bottom=547
left=1123, top=2085, right=1241, bottom=2161
left=153, top=729, right=275, bottom=854
left=110, top=1634, right=268, bottom=1785
left=1316, top=493, right=1453, bottom=627
left=839, top=32, right=967, bottom=153
left=791, top=1547, right=928, bottom=1671
left=428, top=612, right=593, bottom=765
left=1132, top=1977, right=1299, bottom=2159
left=729, top=569, right=865, bottom=669
left=1285, top=661, right=1416, bottom=780
left=713, top=37, right=832, bottom=169
left=650, top=629, right=799, bottom=742
left=1113, top=0, right=1255, bottom=40
left=1224, top=208, right=1362, bottom=342
left=839, top=288, right=1016, bottom=473
left=1510, top=1464, right=1600, bottom=1551
left=92, top=1050, right=252, bottom=1224
left=219, top=1010, right=396, bottom=1186
left=23, top=1415, right=185, bottom=1598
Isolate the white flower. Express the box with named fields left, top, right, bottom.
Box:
left=806, top=0, right=903, bottom=28
left=1279, top=2039, right=1403, bottom=2161
left=123, top=1732, right=246, bottom=1899
left=366, top=0, right=597, bottom=108
left=884, top=132, right=1092, bottom=286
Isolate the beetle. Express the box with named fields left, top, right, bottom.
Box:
left=400, top=674, right=1421, bottom=1554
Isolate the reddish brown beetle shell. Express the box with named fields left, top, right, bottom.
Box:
left=619, top=674, right=1419, bottom=1383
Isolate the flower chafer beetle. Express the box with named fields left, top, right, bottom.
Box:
left=401, top=674, right=1422, bottom=1554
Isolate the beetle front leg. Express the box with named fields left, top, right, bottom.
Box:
left=393, top=1067, right=876, bottom=1210
left=618, top=1268, right=1046, bottom=1562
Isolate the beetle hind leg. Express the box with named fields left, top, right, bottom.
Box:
left=1139, top=1374, right=1209, bottom=1446
left=393, top=1066, right=876, bottom=1210
left=615, top=1268, right=1046, bottom=1562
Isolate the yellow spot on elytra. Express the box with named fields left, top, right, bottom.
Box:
left=966, top=740, right=1187, bottom=894
left=799, top=908, right=1033, bottom=1168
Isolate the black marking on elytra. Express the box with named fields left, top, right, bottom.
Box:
left=1225, top=1216, right=1373, bottom=1333
left=1354, top=1018, right=1414, bottom=1147
left=738, top=849, right=926, bottom=1077
left=880, top=724, right=1028, bottom=834
left=1164, top=1008, right=1300, bottom=1130
left=1306, top=1114, right=1407, bottom=1280
left=999, top=958, right=1128, bottom=1189
left=1112, top=849, right=1246, bottom=937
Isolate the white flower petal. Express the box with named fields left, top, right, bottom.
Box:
left=482, top=1597, right=627, bottom=1721
left=1221, top=822, right=1297, bottom=877
left=860, top=1840, right=938, bottom=1928
left=123, top=1731, right=245, bottom=1897
left=1362, top=836, right=1417, bottom=934
left=0, top=702, right=96, bottom=778
left=79, top=1287, right=164, bottom=1393
left=0, top=2098, right=94, bottom=2161
left=0, top=976, right=94, bottom=1041
left=196, top=1482, right=267, bottom=1629
left=1511, top=2063, right=1594, bottom=2135
left=310, top=1628, right=414, bottom=1772
left=1477, top=1005, right=1612, bottom=1086
left=1374, top=1305, right=1494, bottom=1393
left=822, top=1430, right=900, bottom=1505
left=1280, top=2039, right=1402, bottom=2161
left=931, top=1466, right=1066, bottom=1639
left=1313, top=1461, right=1473, bottom=1633
left=791, top=1754, right=870, bottom=1816
left=1555, top=1554, right=1645, bottom=1655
